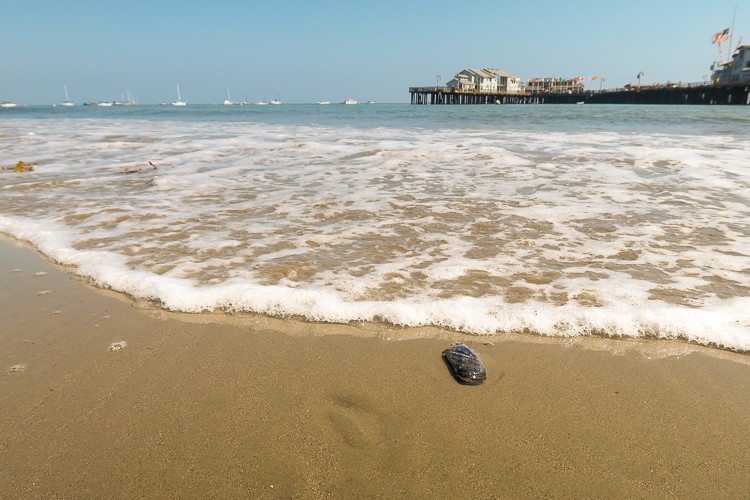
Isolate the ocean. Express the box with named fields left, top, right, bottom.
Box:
left=1, top=103, right=749, bottom=350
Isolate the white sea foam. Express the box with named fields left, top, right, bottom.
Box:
left=1, top=110, right=749, bottom=350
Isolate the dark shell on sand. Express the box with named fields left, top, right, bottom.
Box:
left=442, top=342, right=486, bottom=385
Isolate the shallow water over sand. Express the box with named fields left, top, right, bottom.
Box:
left=1, top=104, right=749, bottom=349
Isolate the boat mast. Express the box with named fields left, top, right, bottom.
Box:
left=728, top=6, right=737, bottom=62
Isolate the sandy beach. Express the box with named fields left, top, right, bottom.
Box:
left=1, top=235, right=749, bottom=498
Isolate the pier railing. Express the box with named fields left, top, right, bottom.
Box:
left=409, top=86, right=531, bottom=95
left=409, top=81, right=749, bottom=105
left=410, top=81, right=712, bottom=96
left=408, top=86, right=534, bottom=104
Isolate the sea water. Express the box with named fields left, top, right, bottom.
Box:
left=1, top=104, right=749, bottom=350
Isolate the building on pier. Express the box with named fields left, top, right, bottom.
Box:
left=446, top=68, right=523, bottom=93
left=526, top=77, right=586, bottom=94
left=410, top=58, right=750, bottom=105
left=445, top=75, right=476, bottom=92
left=485, top=68, right=522, bottom=93
left=712, top=45, right=750, bottom=84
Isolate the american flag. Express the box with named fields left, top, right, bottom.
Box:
left=712, top=28, right=729, bottom=44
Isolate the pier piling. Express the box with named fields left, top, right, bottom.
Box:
left=409, top=84, right=750, bottom=105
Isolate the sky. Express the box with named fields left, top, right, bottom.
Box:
left=1, top=0, right=748, bottom=104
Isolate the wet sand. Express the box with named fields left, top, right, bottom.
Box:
left=1, top=235, right=750, bottom=498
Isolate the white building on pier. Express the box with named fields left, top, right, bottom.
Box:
left=446, top=68, right=522, bottom=93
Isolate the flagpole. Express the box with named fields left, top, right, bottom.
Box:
left=728, top=6, right=737, bottom=62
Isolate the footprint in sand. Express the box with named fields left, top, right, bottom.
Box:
left=325, top=393, right=384, bottom=449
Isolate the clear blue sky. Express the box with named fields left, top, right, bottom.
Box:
left=1, top=0, right=748, bottom=104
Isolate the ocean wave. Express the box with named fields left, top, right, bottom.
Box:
left=1, top=112, right=749, bottom=351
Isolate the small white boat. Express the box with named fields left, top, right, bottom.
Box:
left=172, top=84, right=186, bottom=106
left=97, top=101, right=113, bottom=107
left=60, top=85, right=75, bottom=106
left=270, top=99, right=282, bottom=105
left=0, top=102, right=18, bottom=108
left=255, top=100, right=268, bottom=105
left=223, top=89, right=235, bottom=105
left=367, top=100, right=378, bottom=104
left=317, top=100, right=331, bottom=105
left=343, top=98, right=359, bottom=105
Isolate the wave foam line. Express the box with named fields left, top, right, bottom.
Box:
left=2, top=215, right=749, bottom=352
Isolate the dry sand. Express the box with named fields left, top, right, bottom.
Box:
left=1, top=235, right=750, bottom=498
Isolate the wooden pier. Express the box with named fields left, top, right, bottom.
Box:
left=409, top=83, right=750, bottom=105
left=409, top=87, right=540, bottom=105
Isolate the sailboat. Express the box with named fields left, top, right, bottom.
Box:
left=172, top=85, right=187, bottom=106
left=223, top=89, right=235, bottom=105
left=125, top=89, right=138, bottom=105
left=60, top=85, right=75, bottom=107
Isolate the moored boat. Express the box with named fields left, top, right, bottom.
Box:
left=172, top=84, right=186, bottom=106
left=60, top=85, right=75, bottom=106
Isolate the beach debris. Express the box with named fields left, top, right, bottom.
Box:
left=108, top=340, right=127, bottom=352
left=0, top=161, right=36, bottom=172
left=6, top=364, right=26, bottom=374
left=35, top=271, right=48, bottom=276
left=442, top=342, right=487, bottom=385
